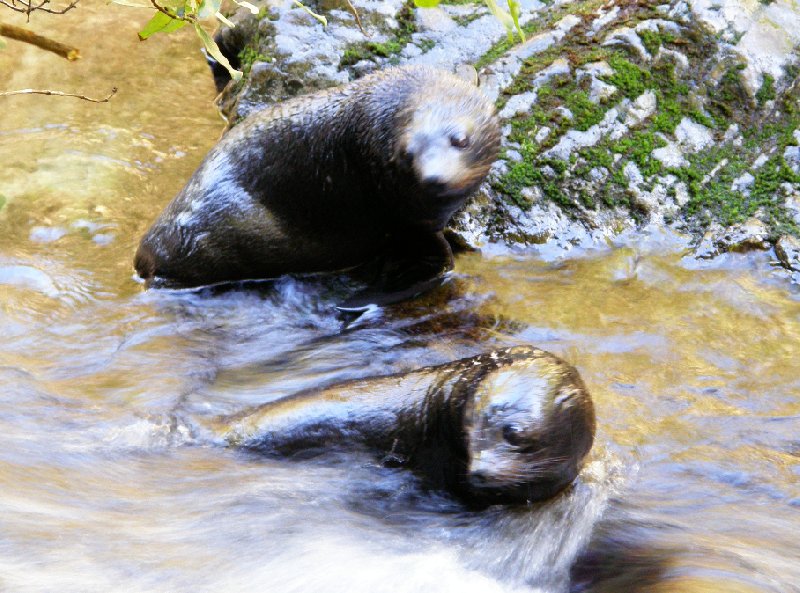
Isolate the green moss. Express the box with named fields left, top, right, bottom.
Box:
left=542, top=179, right=571, bottom=208
left=494, top=160, right=539, bottom=208
left=638, top=29, right=670, bottom=56
left=396, top=0, right=417, bottom=35
left=256, top=5, right=274, bottom=20
left=505, top=74, right=611, bottom=147
left=709, top=64, right=749, bottom=124
left=453, top=12, right=482, bottom=27
left=610, top=161, right=629, bottom=186
left=786, top=64, right=800, bottom=84
left=474, top=8, right=564, bottom=71
left=418, top=38, right=436, bottom=53
left=563, top=88, right=606, bottom=131
left=751, top=156, right=800, bottom=202
left=373, top=40, right=405, bottom=56
left=652, top=94, right=682, bottom=133
left=639, top=29, right=660, bottom=56
left=339, top=0, right=416, bottom=67
left=689, top=109, right=715, bottom=129
left=475, top=0, right=611, bottom=71
left=238, top=45, right=271, bottom=73
left=579, top=189, right=596, bottom=209
left=475, top=33, right=524, bottom=71
left=494, top=147, right=579, bottom=210
left=577, top=146, right=614, bottom=170
left=471, top=0, right=798, bottom=239
left=756, top=74, right=776, bottom=105
left=604, top=56, right=651, bottom=98
left=566, top=46, right=614, bottom=68
left=339, top=45, right=373, bottom=66
left=675, top=116, right=800, bottom=232
left=612, top=131, right=667, bottom=176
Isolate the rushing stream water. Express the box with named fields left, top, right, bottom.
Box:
left=1, top=5, right=800, bottom=592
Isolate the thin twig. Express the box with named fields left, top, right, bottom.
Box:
left=0, top=22, right=80, bottom=59
left=0, top=87, right=118, bottom=102
left=0, top=0, right=80, bottom=19
left=344, top=0, right=366, bottom=36
left=149, top=0, right=194, bottom=22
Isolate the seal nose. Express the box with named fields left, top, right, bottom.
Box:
left=469, top=470, right=491, bottom=488
left=421, top=176, right=450, bottom=196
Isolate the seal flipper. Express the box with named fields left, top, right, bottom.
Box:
left=338, top=230, right=454, bottom=311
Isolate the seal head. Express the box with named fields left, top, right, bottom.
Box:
left=391, top=76, right=500, bottom=231
left=427, top=347, right=596, bottom=506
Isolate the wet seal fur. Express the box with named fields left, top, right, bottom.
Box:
left=214, top=346, right=596, bottom=507
left=134, top=66, right=500, bottom=308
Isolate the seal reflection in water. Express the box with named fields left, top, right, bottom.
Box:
left=134, top=66, right=500, bottom=308
left=217, top=346, right=595, bottom=506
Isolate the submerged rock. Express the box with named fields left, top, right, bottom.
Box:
left=0, top=264, right=59, bottom=297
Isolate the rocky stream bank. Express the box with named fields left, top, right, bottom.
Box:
left=216, top=0, right=800, bottom=281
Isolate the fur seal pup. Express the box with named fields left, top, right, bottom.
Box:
left=134, top=66, right=500, bottom=308
left=213, top=346, right=596, bottom=506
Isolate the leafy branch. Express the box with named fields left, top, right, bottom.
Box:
left=0, top=0, right=523, bottom=92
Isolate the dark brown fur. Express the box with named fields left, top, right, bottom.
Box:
left=217, top=346, right=596, bottom=507
left=135, top=66, right=500, bottom=298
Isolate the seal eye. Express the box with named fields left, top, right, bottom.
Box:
left=450, top=134, right=470, bottom=149
left=502, top=424, right=524, bottom=446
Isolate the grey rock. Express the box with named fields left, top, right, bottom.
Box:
left=775, top=235, right=800, bottom=272
left=784, top=145, right=800, bottom=174
left=731, top=172, right=755, bottom=195
left=696, top=218, right=770, bottom=259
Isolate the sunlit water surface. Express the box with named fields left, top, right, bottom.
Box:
left=1, top=6, right=799, bottom=593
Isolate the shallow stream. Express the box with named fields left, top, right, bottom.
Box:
left=1, top=6, right=799, bottom=592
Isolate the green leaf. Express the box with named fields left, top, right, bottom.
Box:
left=292, top=0, right=327, bottom=26
left=414, top=0, right=441, bottom=7
left=507, top=0, right=524, bottom=41
left=197, top=0, right=222, bottom=19
left=138, top=12, right=188, bottom=40
left=214, top=11, right=235, bottom=27
left=108, top=0, right=152, bottom=7
left=193, top=22, right=242, bottom=81
left=483, top=0, right=514, bottom=38
left=231, top=0, right=259, bottom=14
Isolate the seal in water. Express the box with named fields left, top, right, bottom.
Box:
left=212, top=346, right=596, bottom=506
left=134, top=65, right=500, bottom=308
